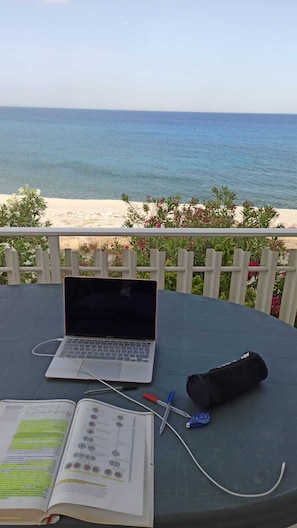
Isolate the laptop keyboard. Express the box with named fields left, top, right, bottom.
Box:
left=60, top=338, right=150, bottom=362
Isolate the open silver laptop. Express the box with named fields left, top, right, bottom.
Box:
left=45, top=276, right=158, bottom=383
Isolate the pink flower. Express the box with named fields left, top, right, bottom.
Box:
left=155, top=222, right=161, bottom=228
left=138, top=239, right=147, bottom=250
left=248, top=261, right=260, bottom=280
left=243, top=200, right=254, bottom=207
left=271, top=296, right=281, bottom=317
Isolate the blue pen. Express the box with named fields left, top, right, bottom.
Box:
left=159, top=390, right=175, bottom=435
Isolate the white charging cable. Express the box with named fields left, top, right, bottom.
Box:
left=32, top=340, right=286, bottom=498
left=32, top=338, right=63, bottom=357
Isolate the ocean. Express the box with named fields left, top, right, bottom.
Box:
left=0, top=106, right=296, bottom=208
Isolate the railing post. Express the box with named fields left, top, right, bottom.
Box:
left=229, top=248, right=251, bottom=304
left=149, top=249, right=166, bottom=289
left=255, top=249, right=279, bottom=314
left=94, top=249, right=109, bottom=277
left=122, top=249, right=137, bottom=278
left=203, top=248, right=222, bottom=298
left=70, top=251, right=80, bottom=276
left=5, top=248, right=21, bottom=285
left=64, top=248, right=72, bottom=272
left=279, top=249, right=297, bottom=326
left=176, top=248, right=194, bottom=293
left=35, top=248, right=51, bottom=283
left=48, top=235, right=62, bottom=283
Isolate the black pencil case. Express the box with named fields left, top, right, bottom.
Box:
left=186, top=351, right=268, bottom=409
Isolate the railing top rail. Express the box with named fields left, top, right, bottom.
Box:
left=1, top=227, right=297, bottom=238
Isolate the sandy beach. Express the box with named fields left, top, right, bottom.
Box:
left=42, top=197, right=131, bottom=229
left=1, top=194, right=297, bottom=249
left=0, top=194, right=135, bottom=249
left=0, top=194, right=130, bottom=229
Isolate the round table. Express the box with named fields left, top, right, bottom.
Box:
left=0, top=284, right=297, bottom=528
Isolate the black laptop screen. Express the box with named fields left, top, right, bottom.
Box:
left=64, top=277, right=157, bottom=340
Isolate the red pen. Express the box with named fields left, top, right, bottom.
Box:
left=143, top=393, right=191, bottom=418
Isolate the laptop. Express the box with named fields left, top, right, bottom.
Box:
left=45, top=276, right=158, bottom=383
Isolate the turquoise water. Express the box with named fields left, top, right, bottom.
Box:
left=0, top=106, right=296, bottom=208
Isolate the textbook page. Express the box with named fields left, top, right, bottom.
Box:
left=0, top=399, right=75, bottom=524
left=48, top=398, right=153, bottom=524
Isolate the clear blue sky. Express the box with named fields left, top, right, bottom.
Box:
left=1, top=0, right=296, bottom=113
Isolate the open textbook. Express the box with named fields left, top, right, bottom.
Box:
left=0, top=398, right=154, bottom=526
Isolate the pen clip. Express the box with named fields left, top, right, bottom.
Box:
left=159, top=390, right=175, bottom=435
left=167, top=390, right=175, bottom=403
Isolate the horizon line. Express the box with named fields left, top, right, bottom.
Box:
left=0, top=105, right=296, bottom=117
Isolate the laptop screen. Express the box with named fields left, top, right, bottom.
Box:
left=64, top=277, right=157, bottom=340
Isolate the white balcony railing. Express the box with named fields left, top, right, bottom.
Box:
left=1, top=226, right=297, bottom=326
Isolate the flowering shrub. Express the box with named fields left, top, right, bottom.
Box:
left=121, top=186, right=287, bottom=317
left=0, top=185, right=51, bottom=284
left=245, top=262, right=287, bottom=319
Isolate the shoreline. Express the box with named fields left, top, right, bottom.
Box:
left=1, top=194, right=297, bottom=249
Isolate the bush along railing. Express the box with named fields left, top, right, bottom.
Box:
left=1, top=240, right=297, bottom=327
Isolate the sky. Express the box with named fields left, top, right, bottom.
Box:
left=0, top=0, right=296, bottom=113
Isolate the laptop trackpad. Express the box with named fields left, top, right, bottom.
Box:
left=80, top=361, right=122, bottom=380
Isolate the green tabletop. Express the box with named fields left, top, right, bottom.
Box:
left=0, top=284, right=297, bottom=528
